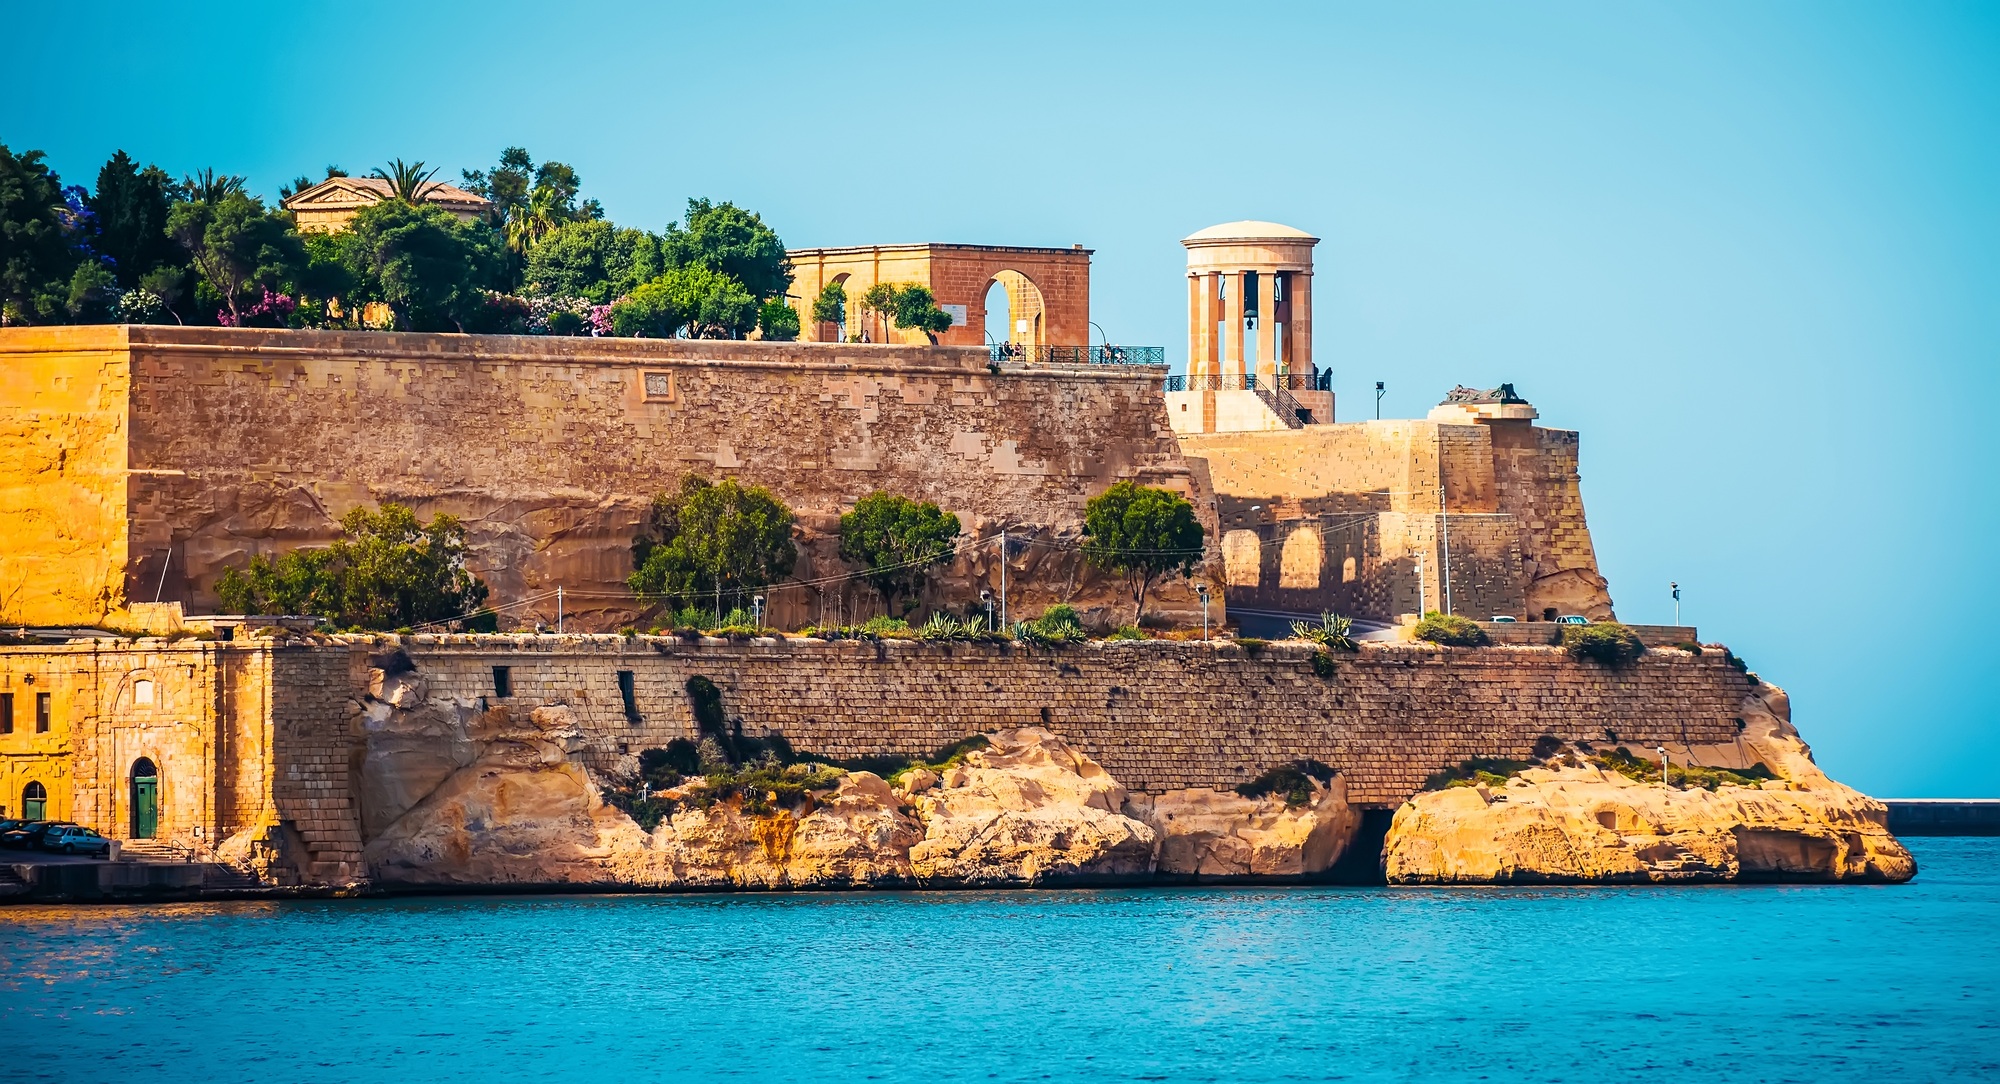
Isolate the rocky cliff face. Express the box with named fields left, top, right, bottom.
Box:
left=355, top=658, right=1360, bottom=889
left=1381, top=684, right=1915, bottom=884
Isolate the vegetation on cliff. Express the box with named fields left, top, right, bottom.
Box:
left=214, top=502, right=489, bottom=630
left=1082, top=481, right=1206, bottom=625
left=1561, top=621, right=1646, bottom=667
left=838, top=492, right=963, bottom=614
left=1237, top=760, right=1338, bottom=807
left=1413, top=611, right=1487, bottom=646
left=629, top=474, right=797, bottom=620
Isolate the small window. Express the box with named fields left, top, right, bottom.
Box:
left=134, top=678, right=155, bottom=706
left=492, top=666, right=512, bottom=698
left=617, top=670, right=638, bottom=721
left=35, top=693, right=50, bottom=733
left=0, top=692, right=12, bottom=735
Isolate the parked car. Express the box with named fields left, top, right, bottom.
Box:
left=2, top=821, right=76, bottom=849
left=41, top=825, right=112, bottom=858
left=1490, top=615, right=1518, bottom=623
left=0, top=818, right=27, bottom=836
left=1557, top=615, right=1590, bottom=625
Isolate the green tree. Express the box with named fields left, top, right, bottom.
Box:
left=758, top=298, right=800, bottom=341
left=88, top=151, right=181, bottom=290
left=811, top=281, right=846, bottom=328
left=629, top=474, right=797, bottom=618
left=166, top=191, right=304, bottom=324
left=1082, top=480, right=1206, bottom=625
left=215, top=502, right=489, bottom=630
left=662, top=198, right=791, bottom=300
left=889, top=283, right=954, bottom=343
left=371, top=158, right=442, bottom=203
left=343, top=199, right=504, bottom=331
left=838, top=492, right=962, bottom=613
left=610, top=265, right=757, bottom=339
left=0, top=142, right=81, bottom=325
left=859, top=281, right=896, bottom=342
left=180, top=168, right=246, bottom=205
left=524, top=218, right=613, bottom=298
left=461, top=148, right=599, bottom=254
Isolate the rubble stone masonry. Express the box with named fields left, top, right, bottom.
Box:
left=2, top=635, right=1756, bottom=881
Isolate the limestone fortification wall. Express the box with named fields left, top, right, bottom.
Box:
left=0, top=326, right=1213, bottom=630
left=1179, top=418, right=1611, bottom=622
left=384, top=635, right=1749, bottom=808
left=2, top=635, right=1759, bottom=882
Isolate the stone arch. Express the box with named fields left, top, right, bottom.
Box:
left=130, top=756, right=160, bottom=839
left=1278, top=526, right=1322, bottom=589
left=22, top=780, right=46, bottom=820
left=821, top=272, right=851, bottom=341
left=983, top=269, right=1047, bottom=350
left=1222, top=529, right=1262, bottom=587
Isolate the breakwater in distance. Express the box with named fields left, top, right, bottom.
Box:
left=1, top=837, right=1992, bottom=1083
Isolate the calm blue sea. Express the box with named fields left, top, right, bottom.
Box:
left=2, top=837, right=1994, bottom=1083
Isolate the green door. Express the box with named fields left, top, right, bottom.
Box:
left=132, top=775, right=158, bottom=838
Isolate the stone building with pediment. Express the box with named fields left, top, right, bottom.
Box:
left=280, top=176, right=493, bottom=233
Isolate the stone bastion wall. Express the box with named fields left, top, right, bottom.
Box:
left=0, top=325, right=1214, bottom=631
left=3, top=636, right=1760, bottom=883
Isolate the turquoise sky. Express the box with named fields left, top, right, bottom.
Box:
left=8, top=1, right=1995, bottom=796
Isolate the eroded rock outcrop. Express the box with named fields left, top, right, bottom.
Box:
left=354, top=663, right=1358, bottom=889
left=1382, top=684, right=1915, bottom=885
left=1131, top=778, right=1358, bottom=879
left=907, top=727, right=1158, bottom=885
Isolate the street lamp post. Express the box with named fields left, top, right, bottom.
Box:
left=1658, top=746, right=1671, bottom=789
left=1671, top=582, right=1681, bottom=626
left=753, top=594, right=765, bottom=633
left=1197, top=583, right=1210, bottom=640
left=1375, top=381, right=1385, bottom=420
left=980, top=588, right=994, bottom=632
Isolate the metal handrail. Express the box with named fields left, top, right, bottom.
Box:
left=989, top=344, right=1165, bottom=367
left=1163, top=366, right=1323, bottom=393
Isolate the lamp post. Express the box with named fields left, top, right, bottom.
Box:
left=1671, top=582, right=1681, bottom=626
left=1658, top=746, right=1671, bottom=789
left=980, top=588, right=994, bottom=631
left=1197, top=583, right=1210, bottom=640
left=753, top=594, right=765, bottom=632
left=1414, top=552, right=1426, bottom=618
left=1375, top=381, right=1385, bottom=420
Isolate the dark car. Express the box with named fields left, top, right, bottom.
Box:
left=2, top=821, right=76, bottom=849
left=40, top=825, right=112, bottom=857
left=0, top=818, right=27, bottom=836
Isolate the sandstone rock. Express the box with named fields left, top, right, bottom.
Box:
left=1382, top=684, right=1915, bottom=885
left=1131, top=777, right=1358, bottom=879
left=908, top=727, right=1157, bottom=886
left=641, top=772, right=917, bottom=889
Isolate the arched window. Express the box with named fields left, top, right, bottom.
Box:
left=131, top=758, right=159, bottom=839
left=134, top=678, right=155, bottom=706
left=22, top=781, right=46, bottom=821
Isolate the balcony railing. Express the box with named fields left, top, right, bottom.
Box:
left=1162, top=367, right=1327, bottom=392
left=988, top=344, right=1166, bottom=367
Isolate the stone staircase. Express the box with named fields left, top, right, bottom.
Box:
left=119, top=839, right=196, bottom=864
left=119, top=839, right=266, bottom=890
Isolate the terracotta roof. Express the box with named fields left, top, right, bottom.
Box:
left=281, top=175, right=491, bottom=211
left=1182, top=220, right=1318, bottom=243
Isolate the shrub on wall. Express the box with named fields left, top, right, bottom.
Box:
left=214, top=502, right=488, bottom=630
left=1561, top=622, right=1645, bottom=667
left=1082, top=481, right=1205, bottom=627
left=1236, top=760, right=1337, bottom=806
left=837, top=492, right=962, bottom=615
left=1413, top=611, right=1486, bottom=647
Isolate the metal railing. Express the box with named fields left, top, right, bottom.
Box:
left=1162, top=366, right=1324, bottom=393
left=988, top=344, right=1165, bottom=367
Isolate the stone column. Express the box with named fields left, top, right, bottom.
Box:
left=1256, top=273, right=1279, bottom=387
left=1291, top=270, right=1313, bottom=376
left=1224, top=272, right=1246, bottom=381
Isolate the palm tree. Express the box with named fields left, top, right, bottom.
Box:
left=370, top=159, right=441, bottom=203
left=180, top=168, right=247, bottom=204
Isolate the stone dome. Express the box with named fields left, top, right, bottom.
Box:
left=1182, top=220, right=1318, bottom=243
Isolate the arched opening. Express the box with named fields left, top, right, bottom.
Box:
left=1278, top=526, right=1322, bottom=589
left=134, top=677, right=155, bottom=706
left=1222, top=529, right=1262, bottom=588
left=130, top=757, right=159, bottom=839
left=982, top=269, right=1047, bottom=353
left=22, top=781, right=46, bottom=821
left=821, top=272, right=851, bottom=342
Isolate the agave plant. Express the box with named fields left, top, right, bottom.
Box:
left=371, top=158, right=442, bottom=203
left=1290, top=612, right=1358, bottom=651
